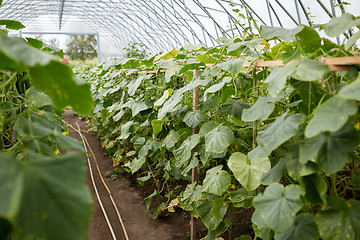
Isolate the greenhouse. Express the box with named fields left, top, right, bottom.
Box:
left=1, top=0, right=360, bottom=240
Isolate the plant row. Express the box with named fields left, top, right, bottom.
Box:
left=76, top=14, right=360, bottom=240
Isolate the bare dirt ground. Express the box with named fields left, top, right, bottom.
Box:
left=62, top=110, right=191, bottom=240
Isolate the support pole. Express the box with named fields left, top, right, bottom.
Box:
left=191, top=69, right=200, bottom=240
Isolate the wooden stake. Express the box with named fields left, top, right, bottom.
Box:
left=191, top=69, right=200, bottom=240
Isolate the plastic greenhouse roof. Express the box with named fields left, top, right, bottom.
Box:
left=1, top=0, right=360, bottom=55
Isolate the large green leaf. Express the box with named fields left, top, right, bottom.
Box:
left=274, top=214, right=320, bottom=240
left=25, top=87, right=53, bottom=108
left=158, top=93, right=183, bottom=119
left=315, top=197, right=360, bottom=240
left=261, top=159, right=286, bottom=185
left=0, top=35, right=92, bottom=114
left=173, top=134, right=200, bottom=164
left=222, top=99, right=250, bottom=120
left=0, top=35, right=54, bottom=68
left=253, top=183, right=303, bottom=233
left=305, top=96, right=357, bottom=138
left=179, top=183, right=203, bottom=211
left=183, top=110, right=208, bottom=128
left=165, top=65, right=182, bottom=82
left=217, top=58, right=245, bottom=74
left=199, top=121, right=220, bottom=137
left=154, top=48, right=178, bottom=61
left=317, top=124, right=360, bottom=175
left=299, top=133, right=326, bottom=164
left=205, top=125, right=234, bottom=155
left=197, top=199, right=227, bottom=230
left=30, top=62, right=93, bottom=115
left=230, top=188, right=253, bottom=208
left=321, top=13, right=360, bottom=37
left=202, top=165, right=231, bottom=196
left=228, top=152, right=270, bottom=191
left=127, top=75, right=143, bottom=96
left=300, top=173, right=327, bottom=204
left=0, top=152, right=92, bottom=240
left=13, top=116, right=54, bottom=138
left=125, top=157, right=147, bottom=174
left=204, top=77, right=231, bottom=101
left=163, top=130, right=180, bottom=149
left=0, top=20, right=25, bottom=30
left=242, top=96, right=275, bottom=122
left=265, top=64, right=297, bottom=97
left=338, top=74, right=360, bottom=101
left=345, top=31, right=360, bottom=50
left=291, top=60, right=329, bottom=81
left=131, top=100, right=152, bottom=117
left=260, top=25, right=304, bottom=41
left=296, top=26, right=322, bottom=54
left=257, top=112, right=304, bottom=154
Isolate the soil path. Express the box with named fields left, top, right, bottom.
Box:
left=62, top=110, right=189, bottom=240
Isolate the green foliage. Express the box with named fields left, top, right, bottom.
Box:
left=0, top=20, right=92, bottom=239
left=75, top=13, right=360, bottom=240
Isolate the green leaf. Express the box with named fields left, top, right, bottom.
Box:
left=299, top=133, right=326, bottom=164
left=242, top=96, right=275, bottom=122
left=315, top=198, right=360, bottom=240
left=257, top=112, right=304, bottom=154
left=223, top=99, right=250, bottom=120
left=0, top=35, right=55, bottom=68
left=0, top=152, right=92, bottom=240
left=154, top=48, right=178, bottom=61
left=317, top=124, right=360, bottom=175
left=265, top=64, right=297, bottom=97
left=197, top=199, right=227, bottom=230
left=202, top=165, right=231, bottom=196
left=25, top=87, right=53, bottom=108
left=55, top=134, right=85, bottom=152
left=30, top=61, right=93, bottom=115
left=217, top=58, right=245, bottom=74
left=158, top=93, right=183, bottom=119
left=173, top=134, right=200, bottom=164
left=296, top=26, right=322, bottom=54
left=305, top=96, right=357, bottom=138
left=338, top=74, right=360, bottom=101
left=204, top=77, right=232, bottom=101
left=345, top=30, right=360, bottom=50
left=127, top=75, right=143, bottom=96
left=211, top=198, right=226, bottom=219
left=228, top=152, right=270, bottom=191
left=253, top=183, right=303, bottom=233
left=165, top=65, right=182, bottom=82
left=131, top=100, right=152, bottom=117
left=151, top=119, right=164, bottom=136
left=205, top=125, right=234, bottom=155
left=179, top=62, right=205, bottom=75
left=300, top=173, right=327, bottom=204
left=199, top=121, right=220, bottom=137
left=13, top=116, right=54, bottom=138
left=291, top=60, right=329, bottom=81
left=261, top=159, right=286, bottom=185
left=0, top=20, right=25, bottom=30
left=260, top=25, right=304, bottom=41
left=163, top=130, right=180, bottom=150
left=125, top=157, right=147, bottom=174
left=321, top=13, right=360, bottom=37
left=229, top=188, right=253, bottom=208
left=274, top=214, right=320, bottom=240
left=154, top=89, right=172, bottom=107
left=26, top=38, right=44, bottom=49
left=179, top=183, right=203, bottom=211
left=183, top=110, right=208, bottom=128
